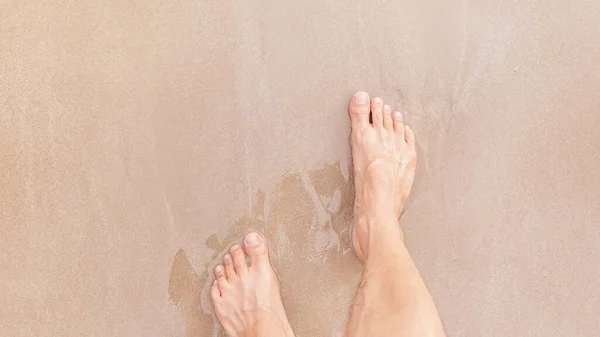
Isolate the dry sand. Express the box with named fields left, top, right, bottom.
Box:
left=1, top=0, right=600, bottom=336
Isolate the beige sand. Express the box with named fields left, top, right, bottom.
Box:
left=1, top=0, right=600, bottom=336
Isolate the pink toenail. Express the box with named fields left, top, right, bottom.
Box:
left=374, top=97, right=381, bottom=104
left=230, top=245, right=240, bottom=251
left=384, top=105, right=391, bottom=111
left=245, top=233, right=261, bottom=247
left=215, top=265, right=222, bottom=273
left=355, top=93, right=368, bottom=105
left=394, top=111, right=402, bottom=118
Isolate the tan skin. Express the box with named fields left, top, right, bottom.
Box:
left=209, top=92, right=445, bottom=337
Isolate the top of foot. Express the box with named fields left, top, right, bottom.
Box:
left=348, top=92, right=417, bottom=261
left=211, top=232, right=295, bottom=337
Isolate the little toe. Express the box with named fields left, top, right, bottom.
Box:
left=230, top=244, right=248, bottom=275
left=223, top=254, right=235, bottom=279
left=371, top=97, right=384, bottom=129
left=383, top=105, right=393, bottom=131
left=348, top=92, right=371, bottom=129
left=243, top=232, right=271, bottom=269
left=210, top=281, right=221, bottom=302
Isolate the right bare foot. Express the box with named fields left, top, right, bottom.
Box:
left=211, top=232, right=295, bottom=337
left=348, top=92, right=417, bottom=261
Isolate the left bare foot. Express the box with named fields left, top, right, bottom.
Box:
left=211, top=232, right=295, bottom=337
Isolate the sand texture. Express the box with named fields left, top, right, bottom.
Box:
left=1, top=0, right=600, bottom=336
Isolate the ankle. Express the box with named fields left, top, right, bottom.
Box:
left=355, top=209, right=398, bottom=227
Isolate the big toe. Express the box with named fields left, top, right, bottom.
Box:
left=243, top=232, right=270, bottom=268
left=348, top=92, right=371, bottom=129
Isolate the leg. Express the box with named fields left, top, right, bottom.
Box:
left=346, top=92, right=446, bottom=336
left=211, top=232, right=295, bottom=337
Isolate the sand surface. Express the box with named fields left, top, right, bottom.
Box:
left=2, top=0, right=600, bottom=336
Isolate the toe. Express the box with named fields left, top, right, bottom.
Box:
left=214, top=264, right=226, bottom=281
left=210, top=281, right=221, bottom=301
left=348, top=92, right=371, bottom=129
left=215, top=265, right=229, bottom=289
left=223, top=254, right=235, bottom=279
left=230, top=244, right=248, bottom=275
left=393, top=111, right=405, bottom=139
left=216, top=273, right=228, bottom=290
left=405, top=126, right=416, bottom=149
left=383, top=105, right=393, bottom=131
left=371, top=97, right=384, bottom=128
left=243, top=232, right=270, bottom=269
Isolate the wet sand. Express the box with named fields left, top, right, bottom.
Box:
left=2, top=0, right=600, bottom=336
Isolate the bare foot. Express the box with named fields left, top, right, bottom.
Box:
left=211, top=232, right=295, bottom=337
left=348, top=92, right=417, bottom=261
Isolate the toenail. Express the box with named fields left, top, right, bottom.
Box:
left=215, top=265, right=222, bottom=273
left=244, top=233, right=261, bottom=247
left=394, top=111, right=402, bottom=119
left=384, top=105, right=391, bottom=111
left=355, top=93, right=368, bottom=105
left=374, top=97, right=382, bottom=104
left=223, top=254, right=231, bottom=261
left=230, top=245, right=240, bottom=251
